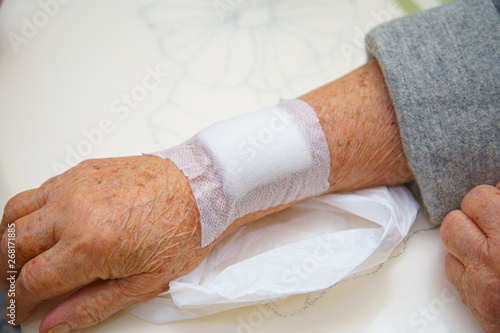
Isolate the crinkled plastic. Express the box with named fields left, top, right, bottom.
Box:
left=129, top=186, right=419, bottom=323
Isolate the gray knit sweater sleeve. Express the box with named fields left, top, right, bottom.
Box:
left=366, top=0, right=500, bottom=225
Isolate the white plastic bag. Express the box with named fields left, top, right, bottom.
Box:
left=129, top=186, right=419, bottom=323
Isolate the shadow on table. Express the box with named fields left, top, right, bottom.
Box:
left=0, top=292, right=21, bottom=333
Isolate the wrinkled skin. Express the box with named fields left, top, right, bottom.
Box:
left=441, top=182, right=500, bottom=333
left=0, top=156, right=211, bottom=333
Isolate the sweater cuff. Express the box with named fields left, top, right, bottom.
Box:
left=366, top=0, right=500, bottom=224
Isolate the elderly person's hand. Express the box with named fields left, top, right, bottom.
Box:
left=441, top=182, right=500, bottom=333
left=0, top=156, right=210, bottom=333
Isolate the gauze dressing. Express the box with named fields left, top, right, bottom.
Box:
left=151, top=99, right=331, bottom=247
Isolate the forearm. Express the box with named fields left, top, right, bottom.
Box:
left=305, top=59, right=413, bottom=193
left=212, top=59, right=413, bottom=243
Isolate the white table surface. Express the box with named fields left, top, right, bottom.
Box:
left=0, top=0, right=483, bottom=332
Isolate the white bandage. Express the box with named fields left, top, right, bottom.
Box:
left=152, top=99, right=331, bottom=247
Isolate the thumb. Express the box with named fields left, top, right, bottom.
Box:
left=39, top=273, right=163, bottom=333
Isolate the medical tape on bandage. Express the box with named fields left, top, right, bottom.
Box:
left=151, top=99, right=331, bottom=247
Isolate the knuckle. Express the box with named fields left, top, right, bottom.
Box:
left=441, top=210, right=463, bottom=241
left=77, top=159, right=98, bottom=170
left=72, top=233, right=115, bottom=275
left=442, top=209, right=462, bottom=225
left=77, top=159, right=92, bottom=168
left=3, top=196, right=18, bottom=217
left=470, top=184, right=492, bottom=196
left=462, top=185, right=491, bottom=212
left=40, top=175, right=58, bottom=189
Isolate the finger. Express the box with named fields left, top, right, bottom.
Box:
left=461, top=184, right=500, bottom=237
left=0, top=209, right=56, bottom=291
left=39, top=274, right=162, bottom=333
left=1, top=189, right=46, bottom=235
left=444, top=253, right=467, bottom=303
left=440, top=210, right=487, bottom=265
left=5, top=242, right=96, bottom=324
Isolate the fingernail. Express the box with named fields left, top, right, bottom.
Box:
left=48, top=322, right=71, bottom=333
